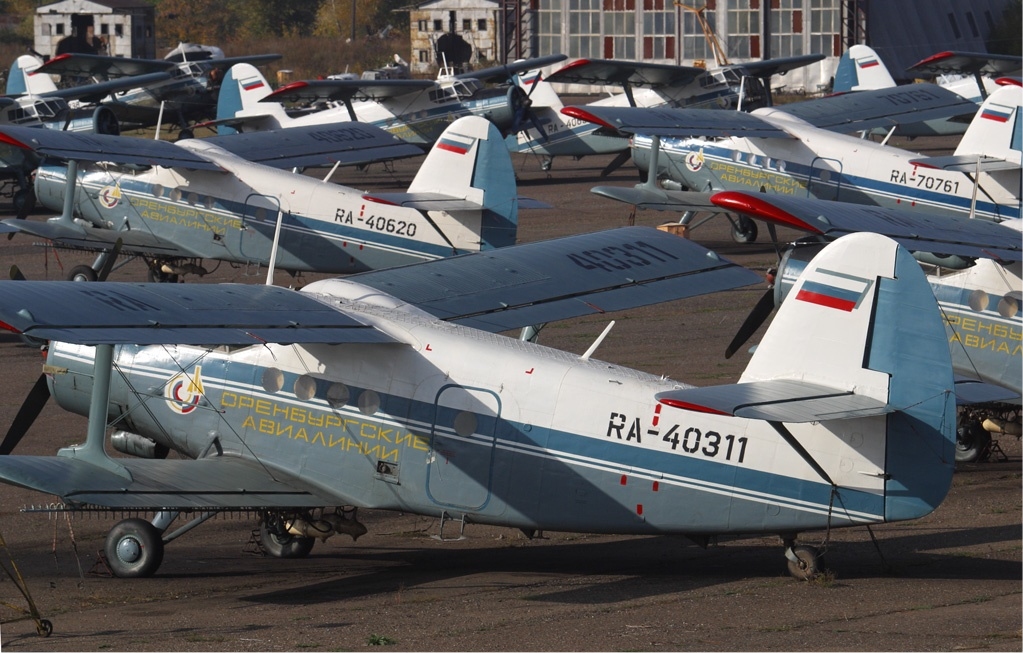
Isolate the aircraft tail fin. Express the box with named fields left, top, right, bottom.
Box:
left=215, top=63, right=286, bottom=135
left=742, top=233, right=956, bottom=522
left=833, top=45, right=896, bottom=92
left=953, top=84, right=1023, bottom=165
left=406, top=116, right=518, bottom=251
left=6, top=54, right=56, bottom=96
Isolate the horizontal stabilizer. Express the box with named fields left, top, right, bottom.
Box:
left=0, top=455, right=333, bottom=509
left=910, top=154, right=1021, bottom=172
left=0, top=282, right=396, bottom=346
left=350, top=226, right=761, bottom=332
left=656, top=379, right=893, bottom=422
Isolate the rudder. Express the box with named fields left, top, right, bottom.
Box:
left=216, top=63, right=284, bottom=135
left=954, top=84, right=1023, bottom=165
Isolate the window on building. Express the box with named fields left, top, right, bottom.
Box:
left=463, top=18, right=471, bottom=31
left=418, top=19, right=428, bottom=32
left=567, top=0, right=600, bottom=59
left=538, top=0, right=562, bottom=58
left=41, top=24, right=50, bottom=36
left=681, top=8, right=716, bottom=62
left=770, top=0, right=804, bottom=59
left=55, top=23, right=65, bottom=35
left=965, top=11, right=979, bottom=37
left=809, top=0, right=839, bottom=56
left=99, top=23, right=108, bottom=35
left=433, top=19, right=443, bottom=31
left=642, top=9, right=674, bottom=61
left=604, top=11, right=635, bottom=59
left=419, top=50, right=430, bottom=63
left=947, top=13, right=961, bottom=39
left=114, top=24, right=123, bottom=37
left=478, top=18, right=487, bottom=31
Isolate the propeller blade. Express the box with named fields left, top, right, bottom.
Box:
left=725, top=287, right=776, bottom=359
left=0, top=373, right=50, bottom=455
left=601, top=150, right=632, bottom=177
left=96, top=238, right=124, bottom=282
left=9, top=265, right=26, bottom=281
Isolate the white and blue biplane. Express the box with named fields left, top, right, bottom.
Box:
left=0, top=115, right=525, bottom=282
left=567, top=82, right=1019, bottom=242
left=506, top=54, right=826, bottom=172
left=209, top=55, right=568, bottom=146
left=0, top=228, right=957, bottom=580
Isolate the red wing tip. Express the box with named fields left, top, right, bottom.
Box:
left=561, top=106, right=615, bottom=130
left=912, top=51, right=955, bottom=68
left=362, top=194, right=398, bottom=206
left=710, top=191, right=823, bottom=234
left=996, top=77, right=1022, bottom=87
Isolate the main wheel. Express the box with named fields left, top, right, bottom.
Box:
left=67, top=265, right=98, bottom=282
left=105, top=518, right=164, bottom=578
left=786, top=545, right=824, bottom=580
left=731, top=216, right=759, bottom=243
left=955, top=421, right=991, bottom=463
left=259, top=522, right=315, bottom=559
left=147, top=266, right=179, bottom=284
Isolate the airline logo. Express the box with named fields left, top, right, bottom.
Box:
left=796, top=269, right=873, bottom=312
left=856, top=57, right=880, bottom=69
left=437, top=132, right=477, bottom=155
left=685, top=148, right=705, bottom=172
left=165, top=366, right=205, bottom=415
left=980, top=103, right=1013, bottom=123
left=98, top=184, right=121, bottom=209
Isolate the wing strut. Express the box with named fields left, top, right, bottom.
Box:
left=59, top=344, right=132, bottom=480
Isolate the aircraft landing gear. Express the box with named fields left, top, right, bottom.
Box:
left=67, top=265, right=98, bottom=282
left=259, top=518, right=315, bottom=559
left=784, top=542, right=826, bottom=580
left=104, top=518, right=165, bottom=578
left=730, top=215, right=759, bottom=243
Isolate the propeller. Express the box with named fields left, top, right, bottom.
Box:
left=0, top=373, right=50, bottom=455
left=601, top=150, right=633, bottom=177
left=724, top=285, right=776, bottom=359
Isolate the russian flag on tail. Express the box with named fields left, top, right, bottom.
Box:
left=981, top=103, right=1013, bottom=123
left=857, top=57, right=880, bottom=69
left=241, top=77, right=266, bottom=92
left=796, top=269, right=874, bottom=312
left=437, top=132, right=477, bottom=155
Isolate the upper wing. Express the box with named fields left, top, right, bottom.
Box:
left=262, top=79, right=435, bottom=104
left=908, top=51, right=1023, bottom=78
left=0, top=122, right=423, bottom=171
left=589, top=186, right=717, bottom=213
left=39, top=71, right=173, bottom=104
left=347, top=226, right=761, bottom=332
left=0, top=281, right=396, bottom=346
left=709, top=191, right=1023, bottom=262
left=545, top=58, right=706, bottom=89
left=724, top=54, right=826, bottom=79
left=0, top=219, right=202, bottom=259
left=561, top=105, right=791, bottom=138
left=455, top=54, right=568, bottom=83
left=779, top=84, right=978, bottom=132
left=35, top=52, right=176, bottom=78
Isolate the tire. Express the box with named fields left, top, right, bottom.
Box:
left=105, top=518, right=164, bottom=578
left=67, top=265, right=98, bottom=282
left=147, top=266, right=179, bottom=284
left=260, top=522, right=315, bottom=559
left=955, top=422, right=991, bottom=463
left=731, top=216, right=758, bottom=243
left=786, top=545, right=824, bottom=580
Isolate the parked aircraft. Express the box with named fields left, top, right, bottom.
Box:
left=0, top=116, right=521, bottom=282
left=31, top=48, right=282, bottom=135
left=569, top=82, right=1017, bottom=242
left=0, top=230, right=957, bottom=580
left=0, top=54, right=171, bottom=217
left=704, top=191, right=1022, bottom=462
left=210, top=54, right=568, bottom=146
left=506, top=55, right=826, bottom=171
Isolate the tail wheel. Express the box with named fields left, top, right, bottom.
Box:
left=786, top=545, right=825, bottom=580
left=259, top=521, right=315, bottom=559
left=105, top=518, right=165, bottom=578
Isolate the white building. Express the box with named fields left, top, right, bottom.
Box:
left=35, top=0, right=156, bottom=61
left=409, top=0, right=502, bottom=73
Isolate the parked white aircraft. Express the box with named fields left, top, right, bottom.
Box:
left=0, top=230, right=957, bottom=581
left=0, top=116, right=524, bottom=282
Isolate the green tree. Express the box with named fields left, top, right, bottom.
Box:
left=235, top=0, right=323, bottom=38
left=157, top=0, right=242, bottom=45
left=314, top=0, right=407, bottom=39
